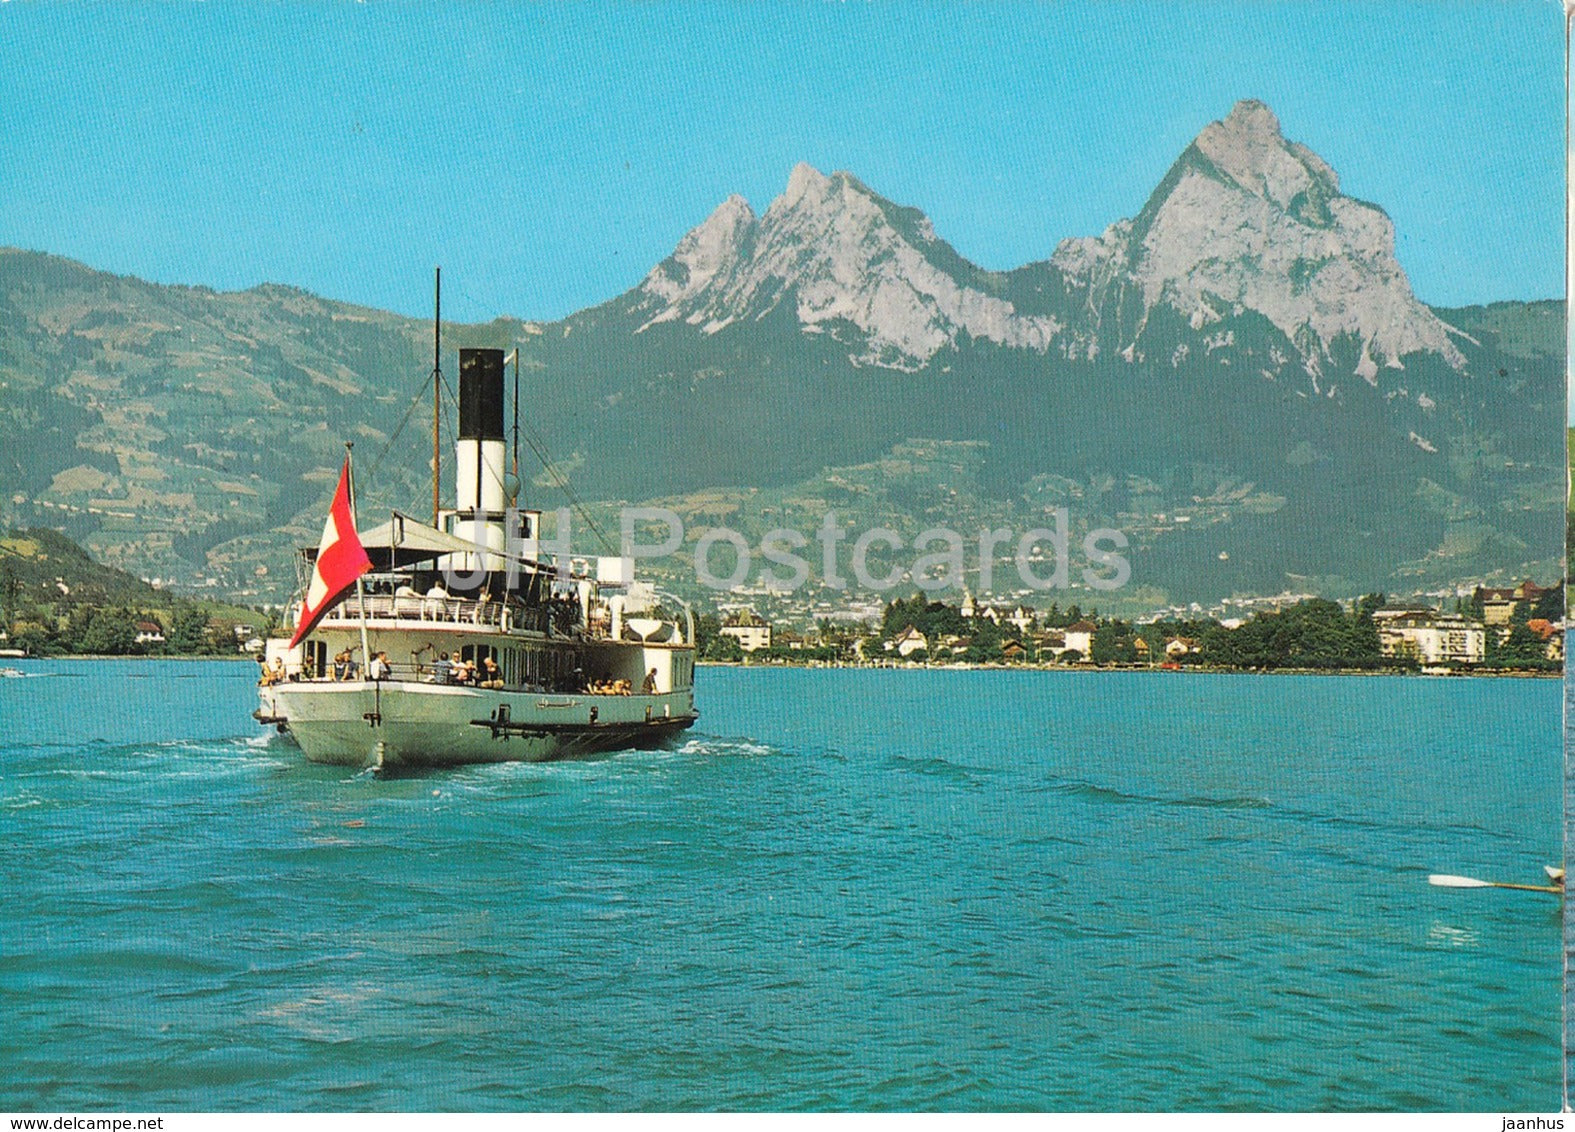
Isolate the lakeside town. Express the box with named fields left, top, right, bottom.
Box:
left=1, top=526, right=1562, bottom=675
left=696, top=579, right=1564, bottom=675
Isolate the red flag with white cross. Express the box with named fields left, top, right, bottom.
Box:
left=288, top=457, right=372, bottom=649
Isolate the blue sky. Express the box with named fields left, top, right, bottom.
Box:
left=0, top=3, right=1563, bottom=324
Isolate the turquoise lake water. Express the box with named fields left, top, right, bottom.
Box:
left=0, top=659, right=1562, bottom=1111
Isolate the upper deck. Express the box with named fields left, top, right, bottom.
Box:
left=313, top=590, right=690, bottom=644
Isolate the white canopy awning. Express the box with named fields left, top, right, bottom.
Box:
left=344, top=510, right=564, bottom=576
left=358, top=511, right=485, bottom=561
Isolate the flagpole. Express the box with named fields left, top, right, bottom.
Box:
left=346, top=442, right=373, bottom=675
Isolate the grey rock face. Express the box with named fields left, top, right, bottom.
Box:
left=637, top=100, right=1465, bottom=380
left=1050, top=100, right=1465, bottom=378
left=636, top=163, right=1059, bottom=369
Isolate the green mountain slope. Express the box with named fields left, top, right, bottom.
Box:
left=7, top=102, right=1561, bottom=607
left=0, top=246, right=1561, bottom=608
left=515, top=293, right=1562, bottom=603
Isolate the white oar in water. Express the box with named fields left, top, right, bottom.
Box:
left=1429, top=873, right=1563, bottom=895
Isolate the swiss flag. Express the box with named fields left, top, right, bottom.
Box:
left=288, top=458, right=373, bottom=648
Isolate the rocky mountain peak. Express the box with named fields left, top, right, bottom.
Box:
left=781, top=161, right=834, bottom=209
left=632, top=101, right=1466, bottom=380
left=1192, top=99, right=1340, bottom=214
left=635, top=163, right=1059, bottom=366
left=638, top=194, right=757, bottom=316
left=1051, top=99, right=1465, bottom=378
left=757, top=164, right=883, bottom=247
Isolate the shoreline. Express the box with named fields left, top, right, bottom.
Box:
left=697, top=660, right=1563, bottom=679
left=2, top=653, right=255, bottom=663
left=5, top=655, right=1560, bottom=679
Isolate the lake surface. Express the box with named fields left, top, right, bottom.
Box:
left=1, top=659, right=1562, bottom=1111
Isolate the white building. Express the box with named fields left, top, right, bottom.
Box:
left=1164, top=637, right=1198, bottom=658
left=888, top=626, right=929, bottom=658
left=1374, top=610, right=1484, bottom=665
left=1006, top=605, right=1036, bottom=633
left=1062, top=620, right=1096, bottom=659
left=719, top=608, right=772, bottom=652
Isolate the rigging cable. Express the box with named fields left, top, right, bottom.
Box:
left=360, top=365, right=460, bottom=516
left=515, top=421, right=615, bottom=554
left=391, top=278, right=606, bottom=553
left=362, top=370, right=438, bottom=492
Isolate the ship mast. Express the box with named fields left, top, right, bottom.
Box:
left=512, top=345, right=521, bottom=494
left=432, top=266, right=442, bottom=526
left=346, top=441, right=373, bottom=669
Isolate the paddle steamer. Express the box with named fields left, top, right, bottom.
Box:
left=256, top=345, right=698, bottom=768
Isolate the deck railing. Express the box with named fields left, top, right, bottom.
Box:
left=318, top=593, right=511, bottom=628
left=259, top=660, right=670, bottom=696
left=311, top=595, right=674, bottom=641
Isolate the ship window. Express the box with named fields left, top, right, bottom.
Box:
left=460, top=644, right=499, bottom=667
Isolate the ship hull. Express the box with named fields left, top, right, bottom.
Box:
left=258, top=679, right=697, bottom=768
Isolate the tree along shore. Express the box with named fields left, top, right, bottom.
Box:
left=692, top=589, right=1564, bottom=676
left=697, top=659, right=1561, bottom=678
left=3, top=527, right=272, bottom=659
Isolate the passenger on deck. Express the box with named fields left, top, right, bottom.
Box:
left=424, top=583, right=449, bottom=620
left=332, top=651, right=349, bottom=680
left=344, top=654, right=360, bottom=681
left=369, top=651, right=390, bottom=681
left=270, top=658, right=287, bottom=684
left=393, top=583, right=420, bottom=617
left=480, top=656, right=503, bottom=689
left=642, top=668, right=658, bottom=694
left=432, top=652, right=452, bottom=684
left=257, top=655, right=273, bottom=686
